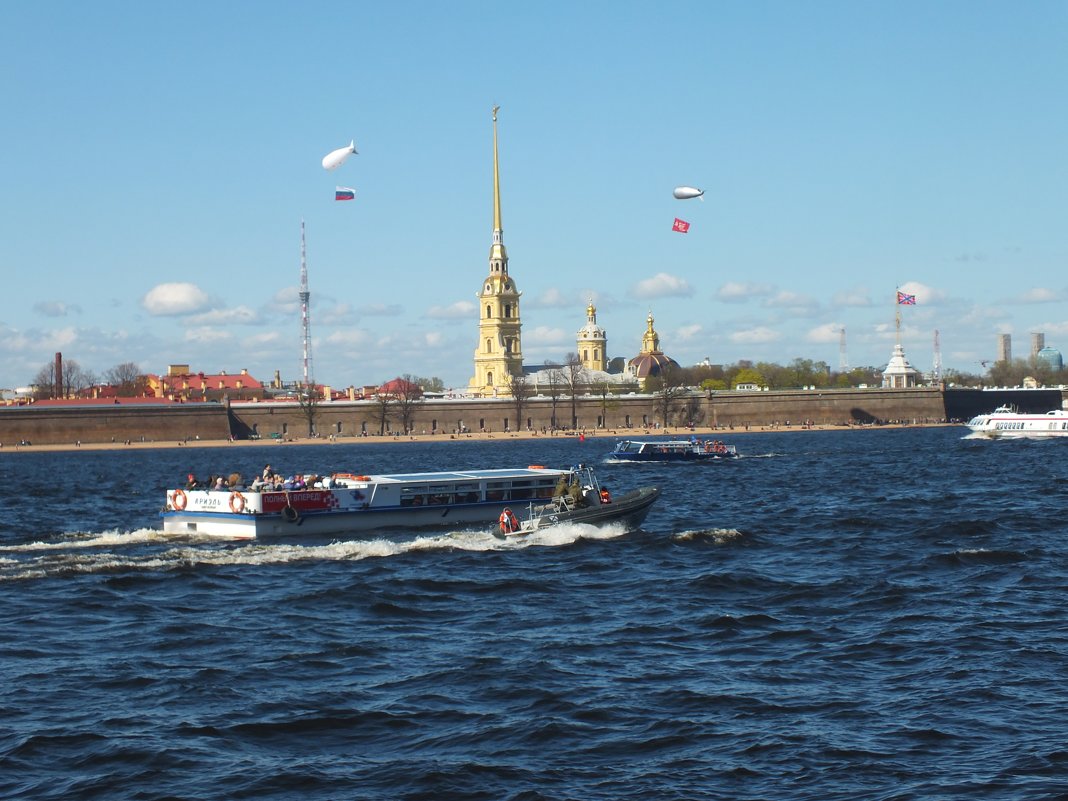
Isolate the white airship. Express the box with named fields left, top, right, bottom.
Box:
left=322, top=140, right=358, bottom=171
left=673, top=186, right=705, bottom=200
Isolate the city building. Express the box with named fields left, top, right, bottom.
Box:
left=1031, top=332, right=1046, bottom=361
left=1036, top=346, right=1063, bottom=372
left=997, top=333, right=1012, bottom=363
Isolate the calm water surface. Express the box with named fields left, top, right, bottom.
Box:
left=2, top=427, right=1067, bottom=800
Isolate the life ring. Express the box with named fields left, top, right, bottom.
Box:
left=172, top=489, right=188, bottom=511
left=281, top=505, right=300, bottom=524
left=229, top=491, right=246, bottom=513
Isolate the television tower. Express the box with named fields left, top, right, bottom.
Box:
left=299, top=219, right=313, bottom=388
left=838, top=327, right=848, bottom=372
left=932, top=329, right=943, bottom=383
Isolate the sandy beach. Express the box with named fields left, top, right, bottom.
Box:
left=1, top=422, right=957, bottom=454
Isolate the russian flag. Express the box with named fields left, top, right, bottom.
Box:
left=335, top=186, right=356, bottom=201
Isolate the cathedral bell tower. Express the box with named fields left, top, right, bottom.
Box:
left=469, top=106, right=523, bottom=395
left=577, top=299, right=608, bottom=372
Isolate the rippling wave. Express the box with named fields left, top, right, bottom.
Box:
left=3, top=429, right=1068, bottom=800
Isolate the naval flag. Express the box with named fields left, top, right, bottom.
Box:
left=671, top=217, right=690, bottom=234
left=335, top=186, right=356, bottom=201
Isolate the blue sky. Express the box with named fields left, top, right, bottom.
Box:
left=1, top=1, right=1065, bottom=392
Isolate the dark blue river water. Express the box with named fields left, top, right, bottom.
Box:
left=2, top=427, right=1067, bottom=800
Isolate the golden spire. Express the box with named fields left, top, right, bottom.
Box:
left=489, top=105, right=507, bottom=264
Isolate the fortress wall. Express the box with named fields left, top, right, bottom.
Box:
left=0, top=404, right=232, bottom=446
left=0, top=388, right=969, bottom=447
left=229, top=388, right=950, bottom=437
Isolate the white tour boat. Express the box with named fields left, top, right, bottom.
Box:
left=162, top=465, right=658, bottom=539
left=966, top=405, right=1068, bottom=439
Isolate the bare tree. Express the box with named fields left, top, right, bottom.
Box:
left=31, top=359, right=97, bottom=400
left=105, top=362, right=148, bottom=396
left=505, top=372, right=535, bottom=430
left=297, top=384, right=321, bottom=436
left=393, top=374, right=424, bottom=434
left=371, top=393, right=396, bottom=435
left=561, top=353, right=586, bottom=429
left=412, top=375, right=445, bottom=393
left=542, top=361, right=563, bottom=429
left=594, top=381, right=620, bottom=428
left=648, top=365, right=690, bottom=429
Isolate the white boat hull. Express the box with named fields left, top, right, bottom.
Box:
left=966, top=406, right=1068, bottom=439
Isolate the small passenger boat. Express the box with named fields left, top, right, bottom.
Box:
left=502, top=464, right=660, bottom=536
left=162, top=465, right=658, bottom=540
left=607, top=438, right=738, bottom=463
left=966, top=405, right=1068, bottom=439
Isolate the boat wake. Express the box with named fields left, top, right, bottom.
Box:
left=674, top=527, right=743, bottom=544
left=0, top=522, right=629, bottom=582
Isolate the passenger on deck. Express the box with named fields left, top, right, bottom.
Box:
left=569, top=478, right=585, bottom=507
left=554, top=475, right=569, bottom=498
left=599, top=486, right=611, bottom=504
left=499, top=507, right=519, bottom=534
left=186, top=473, right=199, bottom=490
left=213, top=476, right=226, bottom=490
left=249, top=475, right=266, bottom=492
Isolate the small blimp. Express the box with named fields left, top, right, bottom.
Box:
left=673, top=186, right=704, bottom=200
left=322, top=140, right=358, bottom=171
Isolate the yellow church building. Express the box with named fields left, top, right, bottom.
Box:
left=469, top=106, right=523, bottom=396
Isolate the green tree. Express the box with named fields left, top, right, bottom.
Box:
left=731, top=367, right=767, bottom=389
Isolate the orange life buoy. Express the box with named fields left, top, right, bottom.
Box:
left=355, top=475, right=371, bottom=481
left=229, top=491, right=246, bottom=513
left=527, top=465, right=546, bottom=469
left=172, top=489, right=188, bottom=511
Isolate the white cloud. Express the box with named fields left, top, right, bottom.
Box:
left=526, top=287, right=574, bottom=309
left=716, top=282, right=775, bottom=303
left=1014, top=287, right=1060, bottom=304
left=523, top=326, right=569, bottom=345
left=245, top=332, right=282, bottom=347
left=674, top=323, right=703, bottom=342
left=805, top=322, right=844, bottom=344
left=763, top=291, right=819, bottom=314
left=325, top=329, right=375, bottom=348
left=142, top=283, right=212, bottom=316
left=630, top=272, right=694, bottom=300
left=33, top=301, right=82, bottom=317
left=730, top=326, right=781, bottom=345
left=427, top=300, right=475, bottom=319
left=187, top=306, right=260, bottom=325
left=832, top=287, right=872, bottom=307
left=184, top=327, right=233, bottom=344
